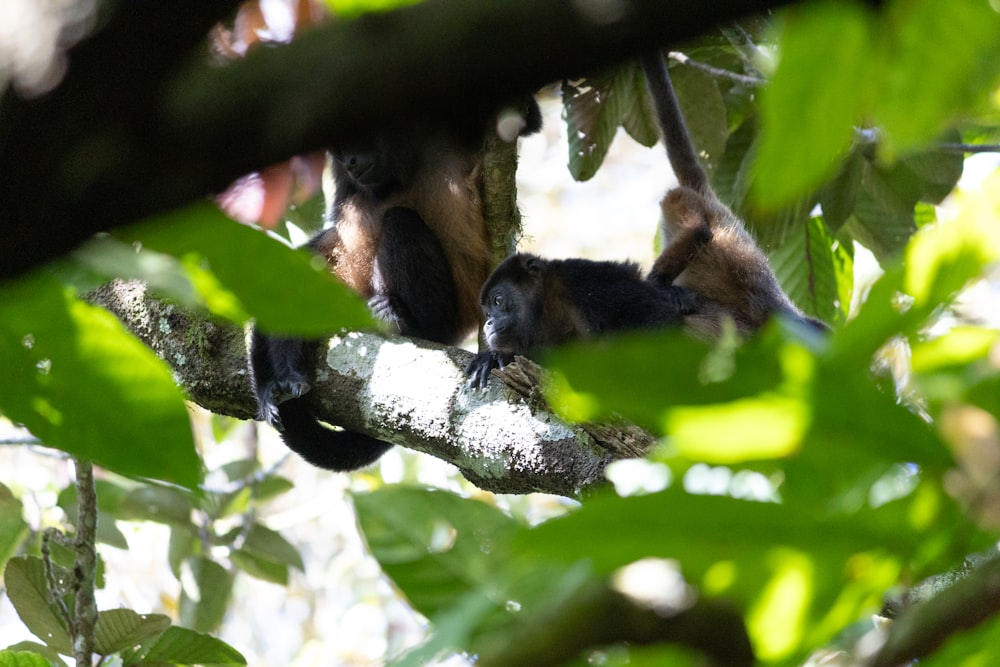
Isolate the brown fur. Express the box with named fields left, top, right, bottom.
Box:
left=641, top=51, right=823, bottom=338
left=312, top=147, right=490, bottom=342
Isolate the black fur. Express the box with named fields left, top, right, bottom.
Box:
left=466, top=253, right=696, bottom=389
left=253, top=99, right=541, bottom=471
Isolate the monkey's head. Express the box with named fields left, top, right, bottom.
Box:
left=330, top=134, right=424, bottom=200
left=479, top=254, right=546, bottom=356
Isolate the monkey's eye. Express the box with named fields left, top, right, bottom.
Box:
left=491, top=294, right=504, bottom=308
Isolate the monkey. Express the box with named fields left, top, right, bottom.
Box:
left=639, top=51, right=829, bottom=338
left=465, top=53, right=826, bottom=389
left=252, top=100, right=542, bottom=471
left=464, top=249, right=703, bottom=389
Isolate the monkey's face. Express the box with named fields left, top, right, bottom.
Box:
left=481, top=283, right=529, bottom=355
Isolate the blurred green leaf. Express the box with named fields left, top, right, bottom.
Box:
left=818, top=148, right=865, bottom=232
left=324, top=0, right=424, bottom=19
left=3, top=557, right=73, bottom=655
left=113, top=203, right=372, bottom=336
left=0, top=651, right=52, bottom=667
left=167, top=527, right=197, bottom=579
left=354, top=486, right=519, bottom=618
left=229, top=523, right=303, bottom=584
left=753, top=2, right=874, bottom=207
left=118, top=486, right=194, bottom=526
left=874, top=0, right=1000, bottom=156
left=58, top=481, right=129, bottom=550
left=543, top=328, right=786, bottom=432
left=178, top=557, right=233, bottom=633
left=0, top=483, right=29, bottom=574
left=0, top=643, right=67, bottom=667
left=0, top=271, right=199, bottom=488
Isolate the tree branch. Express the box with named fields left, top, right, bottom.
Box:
left=869, top=553, right=1000, bottom=667
left=90, top=280, right=654, bottom=497
left=1, top=0, right=816, bottom=279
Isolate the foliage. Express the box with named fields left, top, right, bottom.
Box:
left=1, top=0, right=1000, bottom=665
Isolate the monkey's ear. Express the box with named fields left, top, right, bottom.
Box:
left=523, top=256, right=543, bottom=275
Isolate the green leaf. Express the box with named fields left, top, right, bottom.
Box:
left=167, top=527, right=198, bottom=579
left=0, top=643, right=67, bottom=667
left=0, top=483, right=29, bottom=573
left=178, top=557, right=233, bottom=633
left=228, top=523, right=304, bottom=584
left=542, top=328, right=786, bottom=432
left=93, top=609, right=171, bottom=655
left=126, top=625, right=246, bottom=666
left=324, top=0, right=424, bottom=19
left=845, top=141, right=965, bottom=264
left=670, top=64, right=728, bottom=176
left=354, top=486, right=519, bottom=618
left=621, top=62, right=659, bottom=148
left=874, top=0, right=1000, bottom=156
left=229, top=550, right=288, bottom=585
left=818, top=148, right=865, bottom=232
left=3, top=557, right=73, bottom=655
left=768, top=216, right=852, bottom=324
left=753, top=2, right=875, bottom=207
left=118, top=486, right=194, bottom=526
left=0, top=271, right=199, bottom=488
left=518, top=489, right=912, bottom=599
left=113, top=203, right=372, bottom=336
left=241, top=524, right=304, bottom=572
left=57, top=483, right=129, bottom=550
left=564, top=67, right=634, bottom=181
left=0, top=651, right=53, bottom=667
left=390, top=591, right=497, bottom=667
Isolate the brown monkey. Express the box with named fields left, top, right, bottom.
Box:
left=641, top=51, right=828, bottom=338
left=253, top=101, right=542, bottom=470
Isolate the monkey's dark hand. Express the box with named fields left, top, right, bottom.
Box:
left=464, top=350, right=513, bottom=390
left=368, top=294, right=406, bottom=331
left=256, top=374, right=311, bottom=429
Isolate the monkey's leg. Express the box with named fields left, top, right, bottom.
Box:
left=370, top=206, right=463, bottom=344
left=250, top=331, right=314, bottom=426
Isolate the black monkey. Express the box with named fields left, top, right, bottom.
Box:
left=639, top=51, right=828, bottom=338
left=253, top=101, right=542, bottom=471
left=464, top=249, right=702, bottom=389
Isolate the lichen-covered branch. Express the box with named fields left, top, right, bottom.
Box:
left=91, top=280, right=654, bottom=497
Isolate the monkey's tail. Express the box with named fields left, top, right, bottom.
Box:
left=639, top=51, right=709, bottom=195
left=275, top=400, right=393, bottom=472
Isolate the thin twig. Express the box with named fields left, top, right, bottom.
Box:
left=668, top=51, right=765, bottom=87
left=41, top=528, right=74, bottom=628
left=938, top=143, right=1000, bottom=155
left=72, top=458, right=98, bottom=667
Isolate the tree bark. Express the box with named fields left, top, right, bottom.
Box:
left=0, top=0, right=818, bottom=279
left=90, top=280, right=654, bottom=497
